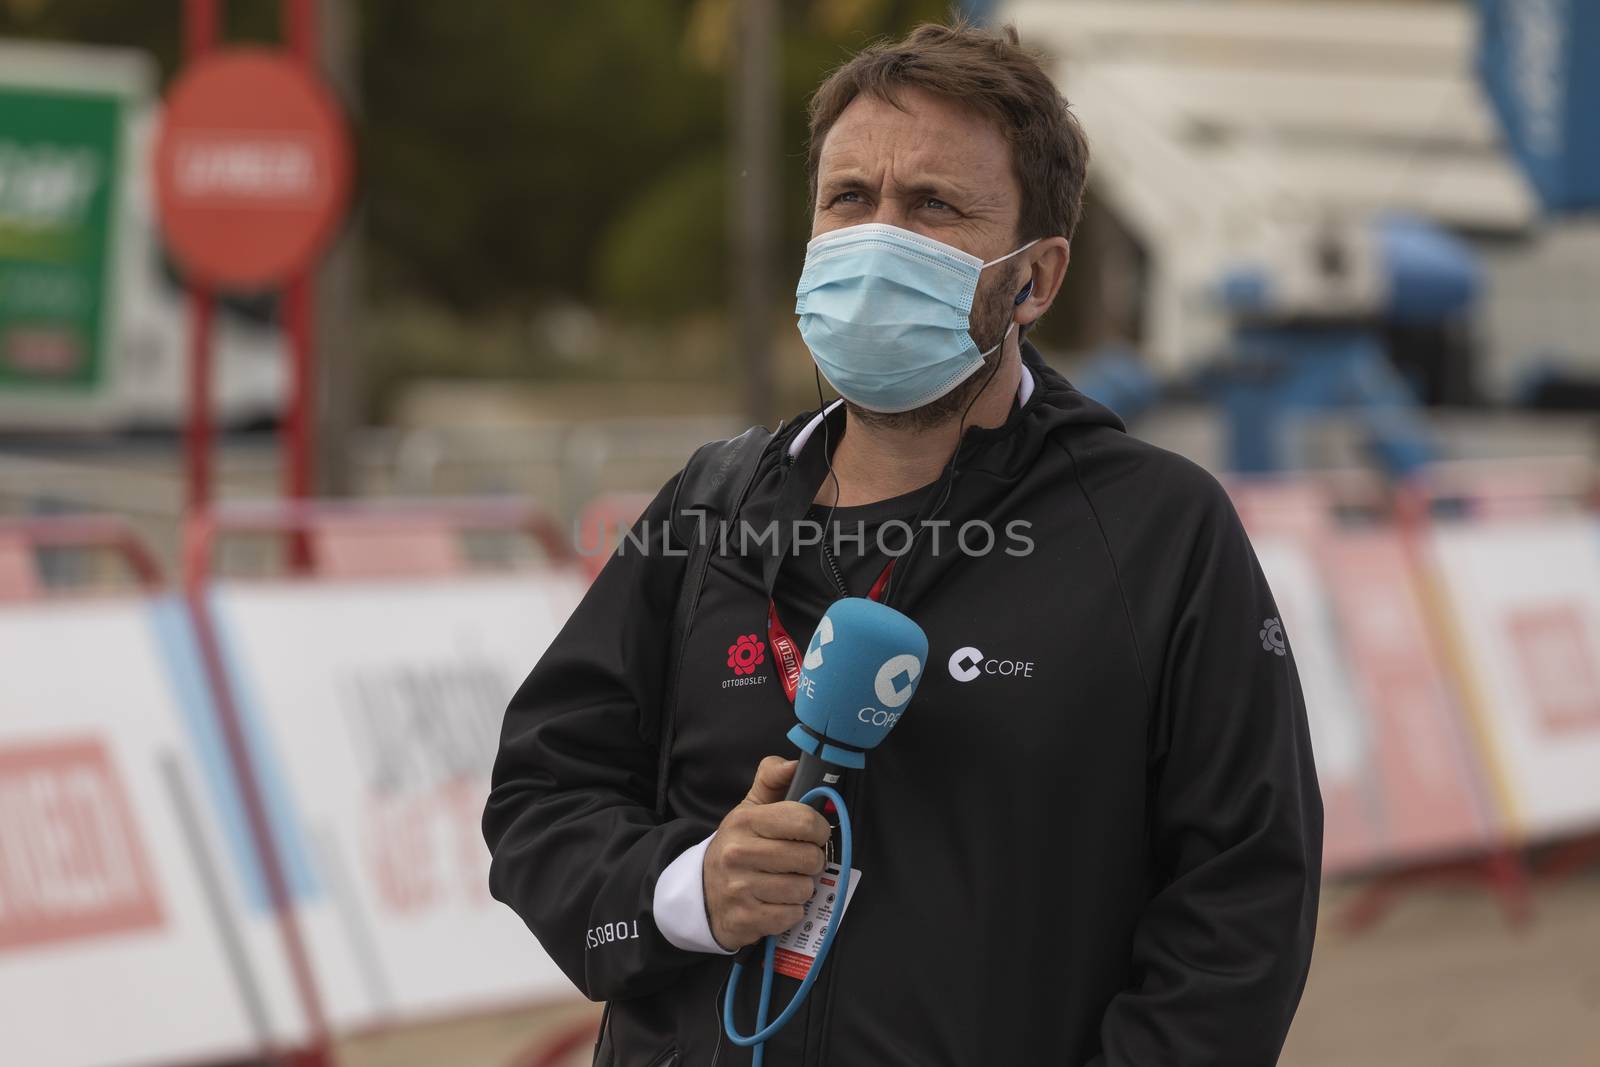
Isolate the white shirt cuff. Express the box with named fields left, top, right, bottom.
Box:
left=652, top=832, right=734, bottom=955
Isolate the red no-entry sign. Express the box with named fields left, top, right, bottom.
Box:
left=154, top=48, right=351, bottom=290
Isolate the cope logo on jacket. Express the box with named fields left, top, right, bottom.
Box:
left=947, top=645, right=1036, bottom=682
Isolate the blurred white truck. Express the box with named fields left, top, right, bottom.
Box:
left=0, top=39, right=285, bottom=432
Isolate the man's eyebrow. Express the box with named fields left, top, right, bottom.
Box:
left=817, top=169, right=871, bottom=191
left=816, top=169, right=981, bottom=204
left=897, top=179, right=967, bottom=200
left=815, top=177, right=874, bottom=205
left=891, top=174, right=979, bottom=205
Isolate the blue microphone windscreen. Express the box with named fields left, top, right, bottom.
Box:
left=793, top=597, right=928, bottom=753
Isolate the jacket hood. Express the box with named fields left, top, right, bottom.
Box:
left=969, top=340, right=1125, bottom=477
left=762, top=342, right=1126, bottom=606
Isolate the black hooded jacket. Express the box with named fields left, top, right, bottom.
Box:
left=484, top=347, right=1322, bottom=1066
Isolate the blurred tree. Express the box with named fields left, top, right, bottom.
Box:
left=359, top=2, right=727, bottom=313
left=595, top=150, right=728, bottom=318
left=356, top=0, right=946, bottom=320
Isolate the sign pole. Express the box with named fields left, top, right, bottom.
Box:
left=171, top=10, right=339, bottom=1065
left=184, top=288, right=214, bottom=514
left=284, top=0, right=317, bottom=572
left=183, top=0, right=218, bottom=516
left=284, top=278, right=314, bottom=569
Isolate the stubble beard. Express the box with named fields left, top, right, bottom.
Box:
left=843, top=263, right=1023, bottom=433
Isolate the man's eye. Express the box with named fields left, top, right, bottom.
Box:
left=922, top=197, right=951, bottom=211
left=831, top=191, right=862, bottom=206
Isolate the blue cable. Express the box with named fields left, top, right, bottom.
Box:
left=721, top=784, right=852, bottom=1067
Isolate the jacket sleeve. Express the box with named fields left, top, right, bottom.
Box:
left=483, top=473, right=717, bottom=1001
left=1091, top=481, right=1323, bottom=1066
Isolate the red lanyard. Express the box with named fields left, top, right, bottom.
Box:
left=766, top=560, right=895, bottom=704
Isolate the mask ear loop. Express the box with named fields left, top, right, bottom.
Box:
left=981, top=237, right=1041, bottom=270
left=882, top=269, right=1034, bottom=604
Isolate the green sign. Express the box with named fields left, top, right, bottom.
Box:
left=0, top=86, right=120, bottom=392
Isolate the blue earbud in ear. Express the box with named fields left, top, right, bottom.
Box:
left=1014, top=278, right=1035, bottom=305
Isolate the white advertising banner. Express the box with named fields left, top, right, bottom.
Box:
left=1429, top=517, right=1600, bottom=840
left=205, top=569, right=587, bottom=1029
left=1251, top=527, right=1495, bottom=873
left=0, top=597, right=292, bottom=1067
left=1316, top=532, right=1495, bottom=861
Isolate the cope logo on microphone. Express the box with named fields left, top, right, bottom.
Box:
left=873, top=654, right=920, bottom=707
left=801, top=620, right=922, bottom=729
left=794, top=597, right=928, bottom=756
left=804, top=616, right=832, bottom=670
left=858, top=654, right=920, bottom=727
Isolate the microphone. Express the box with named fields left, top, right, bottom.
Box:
left=725, top=596, right=928, bottom=1060
left=785, top=596, right=929, bottom=803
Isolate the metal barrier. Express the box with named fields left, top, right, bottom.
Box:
left=182, top=496, right=574, bottom=583
left=0, top=513, right=164, bottom=599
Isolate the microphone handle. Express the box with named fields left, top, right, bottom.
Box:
left=731, top=748, right=853, bottom=970
left=729, top=750, right=851, bottom=970
left=784, top=748, right=854, bottom=804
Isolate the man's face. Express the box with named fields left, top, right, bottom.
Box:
left=811, top=88, right=1028, bottom=427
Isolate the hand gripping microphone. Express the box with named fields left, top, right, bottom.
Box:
left=723, top=597, right=928, bottom=1065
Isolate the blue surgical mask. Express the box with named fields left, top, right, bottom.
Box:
left=795, top=223, right=1038, bottom=413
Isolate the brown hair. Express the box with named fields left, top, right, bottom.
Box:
left=806, top=22, right=1090, bottom=242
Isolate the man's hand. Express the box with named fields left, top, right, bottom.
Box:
left=703, top=756, right=831, bottom=951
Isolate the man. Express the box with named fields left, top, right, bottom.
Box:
left=485, top=22, right=1321, bottom=1067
